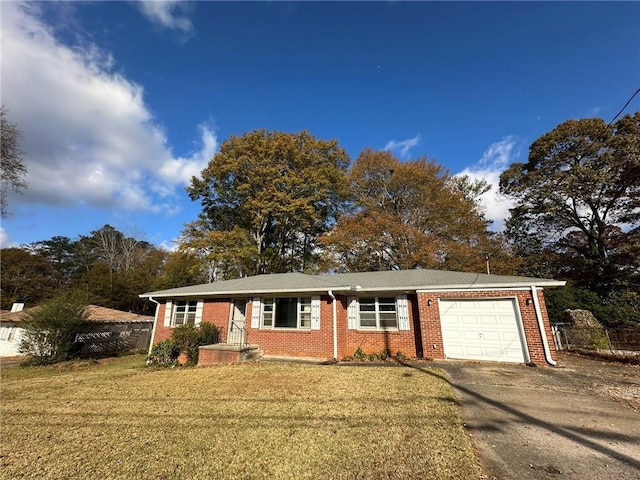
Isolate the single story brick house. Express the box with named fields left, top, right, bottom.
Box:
left=140, top=269, right=565, bottom=366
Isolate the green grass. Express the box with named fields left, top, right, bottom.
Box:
left=1, top=355, right=484, bottom=480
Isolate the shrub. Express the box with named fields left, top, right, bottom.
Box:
left=19, top=292, right=89, bottom=365
left=354, top=347, right=367, bottom=361
left=169, top=322, right=221, bottom=366
left=148, top=339, right=180, bottom=366
left=198, top=321, right=220, bottom=346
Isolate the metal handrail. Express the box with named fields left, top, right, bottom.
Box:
left=227, top=320, right=248, bottom=348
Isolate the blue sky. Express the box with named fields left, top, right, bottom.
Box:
left=2, top=1, right=639, bottom=249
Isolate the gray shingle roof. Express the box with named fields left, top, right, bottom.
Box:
left=140, top=269, right=565, bottom=298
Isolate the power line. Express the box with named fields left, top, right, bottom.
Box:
left=609, top=87, right=640, bottom=125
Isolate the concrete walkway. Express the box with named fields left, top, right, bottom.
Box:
left=428, top=355, right=640, bottom=480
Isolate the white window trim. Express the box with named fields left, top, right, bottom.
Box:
left=358, top=296, right=399, bottom=330
left=259, top=297, right=318, bottom=330
left=347, top=295, right=409, bottom=331
left=170, top=299, right=203, bottom=327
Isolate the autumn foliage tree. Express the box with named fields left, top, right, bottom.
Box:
left=184, top=130, right=350, bottom=277
left=321, top=149, right=516, bottom=273
left=500, top=113, right=640, bottom=295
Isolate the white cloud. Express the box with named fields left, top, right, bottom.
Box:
left=137, top=1, right=193, bottom=33
left=159, top=238, right=179, bottom=252
left=0, top=228, right=17, bottom=249
left=456, top=136, right=519, bottom=231
left=157, top=124, right=218, bottom=187
left=1, top=2, right=214, bottom=214
left=384, top=135, right=421, bottom=159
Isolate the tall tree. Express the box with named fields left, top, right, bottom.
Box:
left=321, top=149, right=516, bottom=273
left=26, top=236, right=79, bottom=290
left=500, top=113, right=640, bottom=294
left=1, top=106, right=28, bottom=217
left=184, top=130, right=350, bottom=277
left=0, top=248, right=56, bottom=309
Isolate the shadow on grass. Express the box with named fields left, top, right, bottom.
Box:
left=396, top=359, right=640, bottom=471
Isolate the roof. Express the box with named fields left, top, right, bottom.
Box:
left=0, top=305, right=154, bottom=325
left=140, top=269, right=566, bottom=298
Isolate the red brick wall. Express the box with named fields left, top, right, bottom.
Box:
left=152, top=299, right=232, bottom=344
left=199, top=348, right=241, bottom=365
left=245, top=296, right=335, bottom=359
left=246, top=294, right=421, bottom=360
left=337, top=294, right=420, bottom=359
left=417, top=290, right=557, bottom=365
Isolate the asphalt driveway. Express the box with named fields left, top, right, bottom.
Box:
left=424, top=354, right=640, bottom=480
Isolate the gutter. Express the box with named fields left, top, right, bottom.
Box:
left=147, top=297, right=160, bottom=357
left=530, top=286, right=557, bottom=366
left=328, top=290, right=338, bottom=360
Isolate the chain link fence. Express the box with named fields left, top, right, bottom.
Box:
left=552, top=324, right=640, bottom=356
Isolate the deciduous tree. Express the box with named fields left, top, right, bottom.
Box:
left=185, top=130, right=350, bottom=277
left=0, top=248, right=56, bottom=309
left=1, top=106, right=27, bottom=217
left=321, top=149, right=515, bottom=273
left=500, top=113, right=640, bottom=294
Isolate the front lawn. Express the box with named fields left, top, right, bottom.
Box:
left=0, top=356, right=483, bottom=479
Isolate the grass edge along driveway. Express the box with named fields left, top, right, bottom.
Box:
left=1, top=356, right=485, bottom=480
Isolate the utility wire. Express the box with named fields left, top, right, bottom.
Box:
left=609, top=87, right=640, bottom=125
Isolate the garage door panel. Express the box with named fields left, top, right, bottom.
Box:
left=463, top=330, right=481, bottom=340
left=483, top=331, right=500, bottom=341
left=484, top=347, right=504, bottom=357
left=480, top=315, right=499, bottom=325
left=445, top=330, right=463, bottom=340
left=501, top=331, right=519, bottom=342
left=477, top=302, right=496, bottom=310
left=440, top=299, right=526, bottom=363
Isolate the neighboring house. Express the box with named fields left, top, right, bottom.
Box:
left=0, top=305, right=154, bottom=358
left=140, top=269, right=565, bottom=366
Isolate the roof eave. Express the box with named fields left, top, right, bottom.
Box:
left=140, top=279, right=566, bottom=299
left=416, top=280, right=567, bottom=291
left=139, top=285, right=355, bottom=299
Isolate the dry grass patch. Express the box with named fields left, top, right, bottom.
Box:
left=1, top=356, right=483, bottom=480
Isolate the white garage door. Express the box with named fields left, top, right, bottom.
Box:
left=439, top=299, right=526, bottom=363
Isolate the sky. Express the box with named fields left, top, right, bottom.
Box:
left=1, top=1, right=639, bottom=250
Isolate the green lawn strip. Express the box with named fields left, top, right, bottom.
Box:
left=1, top=358, right=483, bottom=480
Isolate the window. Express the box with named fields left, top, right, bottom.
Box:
left=359, top=297, right=398, bottom=329
left=173, top=300, right=197, bottom=326
left=0, top=326, right=12, bottom=341
left=262, top=297, right=312, bottom=329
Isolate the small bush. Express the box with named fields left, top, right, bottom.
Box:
left=378, top=349, right=391, bottom=360
left=198, top=321, right=220, bottom=346
left=354, top=347, right=367, bottom=361
left=171, top=325, right=201, bottom=366
left=395, top=351, right=407, bottom=361
left=164, top=322, right=221, bottom=366
left=148, top=339, right=180, bottom=366
left=19, top=292, right=89, bottom=364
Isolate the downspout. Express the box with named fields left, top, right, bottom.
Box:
left=147, top=297, right=160, bottom=357
left=530, top=286, right=556, bottom=366
left=328, top=290, right=338, bottom=360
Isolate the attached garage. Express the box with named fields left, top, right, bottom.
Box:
left=439, top=298, right=528, bottom=363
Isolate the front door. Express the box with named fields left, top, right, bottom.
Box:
left=228, top=300, right=246, bottom=345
